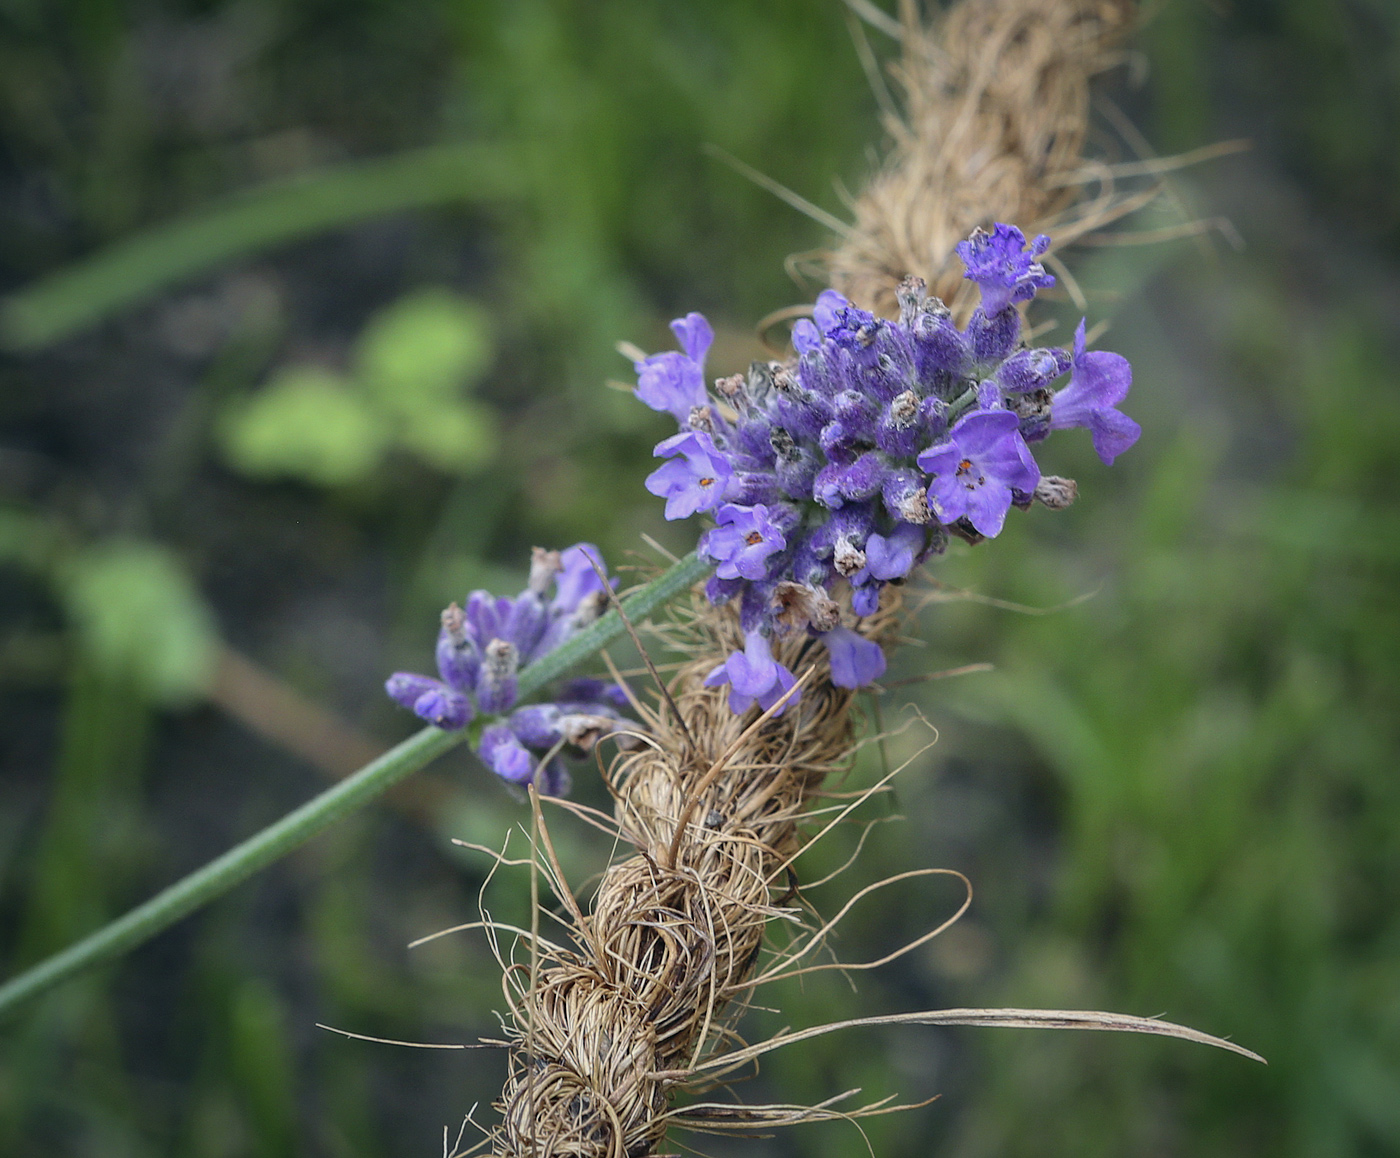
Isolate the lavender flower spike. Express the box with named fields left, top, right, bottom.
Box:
left=918, top=409, right=1040, bottom=537
left=1050, top=319, right=1141, bottom=465
left=820, top=626, right=886, bottom=689
left=631, top=255, right=1138, bottom=717
left=645, top=431, right=734, bottom=519
left=956, top=224, right=1054, bottom=316
left=700, top=503, right=786, bottom=580
left=704, top=630, right=800, bottom=716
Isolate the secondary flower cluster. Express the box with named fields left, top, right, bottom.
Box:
left=635, top=223, right=1139, bottom=715
left=385, top=544, right=634, bottom=795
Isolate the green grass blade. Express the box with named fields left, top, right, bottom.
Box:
left=0, top=551, right=709, bottom=1018
left=0, top=142, right=521, bottom=350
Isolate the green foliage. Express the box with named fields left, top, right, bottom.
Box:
left=61, top=540, right=217, bottom=708
left=218, top=289, right=498, bottom=486
left=0, top=143, right=522, bottom=350
left=220, top=366, right=390, bottom=486
left=356, top=291, right=497, bottom=471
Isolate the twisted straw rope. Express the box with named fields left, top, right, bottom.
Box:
left=490, top=599, right=889, bottom=1158
left=489, top=2, right=1138, bottom=1153
left=827, top=0, right=1137, bottom=316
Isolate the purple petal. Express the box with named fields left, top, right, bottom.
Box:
left=552, top=543, right=608, bottom=612
left=703, top=631, right=799, bottom=717
left=670, top=312, right=714, bottom=364
left=975, top=427, right=1041, bottom=494
left=755, top=662, right=800, bottom=714
left=950, top=409, right=1021, bottom=457
left=386, top=672, right=441, bottom=712
left=813, top=289, right=850, bottom=334
left=821, top=626, right=886, bottom=688
left=925, top=469, right=970, bottom=525
left=851, top=582, right=880, bottom=617
left=729, top=630, right=778, bottom=697
left=478, top=724, right=535, bottom=783
left=635, top=351, right=705, bottom=420
left=864, top=523, right=924, bottom=581
left=792, top=318, right=822, bottom=353
left=962, top=476, right=1015, bottom=537
left=916, top=438, right=962, bottom=479
left=1088, top=408, right=1142, bottom=465
left=413, top=684, right=473, bottom=730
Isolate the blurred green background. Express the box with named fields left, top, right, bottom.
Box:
left=1, top=0, right=1398, bottom=1155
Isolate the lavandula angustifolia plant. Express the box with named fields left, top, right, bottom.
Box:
left=637, top=223, right=1139, bottom=715
left=385, top=543, right=636, bottom=795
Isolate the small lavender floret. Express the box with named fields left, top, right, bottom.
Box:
left=634, top=312, right=713, bottom=421
left=701, top=503, right=787, bottom=580
left=385, top=672, right=474, bottom=730
left=436, top=603, right=479, bottom=692
left=812, top=289, right=849, bottom=335
left=476, top=638, right=520, bottom=715
left=646, top=431, right=734, bottom=519
left=703, top=630, right=800, bottom=716
left=861, top=523, right=925, bottom=581
left=1050, top=319, right=1141, bottom=465
left=478, top=723, right=535, bottom=783
left=551, top=543, right=607, bottom=613
left=996, top=347, right=1072, bottom=394
left=820, top=626, right=887, bottom=688
left=955, top=223, right=1054, bottom=316
left=918, top=409, right=1040, bottom=538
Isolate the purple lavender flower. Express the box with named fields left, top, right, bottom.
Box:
left=704, top=630, right=800, bottom=716
left=700, top=503, right=787, bottom=580
left=634, top=313, right=713, bottom=422
left=670, top=312, right=714, bottom=363
left=435, top=603, right=480, bottom=693
left=385, top=672, right=473, bottom=729
left=478, top=723, right=535, bottom=783
left=918, top=409, right=1040, bottom=537
left=812, top=289, right=849, bottom=335
left=551, top=543, right=609, bottom=615
left=860, top=522, right=925, bottom=581
left=631, top=239, right=1137, bottom=717
left=385, top=543, right=631, bottom=792
left=558, top=677, right=631, bottom=711
left=820, top=626, right=886, bottom=688
left=955, top=224, right=1054, bottom=316
left=792, top=318, right=822, bottom=353
left=645, top=431, right=734, bottom=519
left=1050, top=319, right=1141, bottom=465
left=850, top=582, right=880, bottom=617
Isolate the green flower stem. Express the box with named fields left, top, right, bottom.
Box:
left=0, top=550, right=709, bottom=1019
left=945, top=384, right=981, bottom=425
